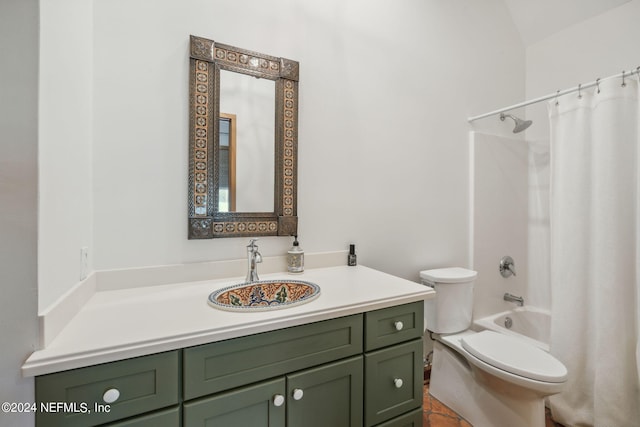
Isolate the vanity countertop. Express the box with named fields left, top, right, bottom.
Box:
left=22, top=265, right=434, bottom=377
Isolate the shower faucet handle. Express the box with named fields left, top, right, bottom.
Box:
left=500, top=256, right=516, bottom=278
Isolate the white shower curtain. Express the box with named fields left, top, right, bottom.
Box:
left=549, top=77, right=640, bottom=427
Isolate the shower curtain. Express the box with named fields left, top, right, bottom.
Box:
left=549, top=77, right=640, bottom=427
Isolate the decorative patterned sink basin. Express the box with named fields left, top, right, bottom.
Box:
left=208, top=279, right=321, bottom=311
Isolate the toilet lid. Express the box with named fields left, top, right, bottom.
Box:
left=461, top=330, right=568, bottom=383
left=419, top=267, right=477, bottom=283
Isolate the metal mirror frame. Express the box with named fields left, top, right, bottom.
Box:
left=188, top=35, right=299, bottom=239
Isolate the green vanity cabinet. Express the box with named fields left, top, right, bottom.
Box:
left=182, top=314, right=364, bottom=400
left=182, top=314, right=364, bottom=427
left=364, top=339, right=423, bottom=426
left=286, top=356, right=363, bottom=427
left=35, top=300, right=424, bottom=427
left=364, top=301, right=424, bottom=427
left=183, top=378, right=286, bottom=426
left=35, top=350, right=180, bottom=427
left=364, top=301, right=423, bottom=351
left=183, top=356, right=363, bottom=427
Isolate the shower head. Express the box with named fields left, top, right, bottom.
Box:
left=500, top=113, right=532, bottom=133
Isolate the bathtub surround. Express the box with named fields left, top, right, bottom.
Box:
left=547, top=77, right=640, bottom=426
left=471, top=132, right=529, bottom=318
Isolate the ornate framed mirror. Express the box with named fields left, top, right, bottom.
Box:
left=188, top=35, right=299, bottom=239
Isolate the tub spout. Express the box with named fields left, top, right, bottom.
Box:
left=504, top=293, right=524, bottom=306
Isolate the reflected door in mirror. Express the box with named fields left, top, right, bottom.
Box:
left=219, top=70, right=275, bottom=213
left=218, top=113, right=236, bottom=212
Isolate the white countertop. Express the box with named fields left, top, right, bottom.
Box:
left=23, top=265, right=434, bottom=377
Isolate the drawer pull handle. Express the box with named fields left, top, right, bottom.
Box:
left=292, top=388, right=304, bottom=401
left=394, top=321, right=404, bottom=331
left=394, top=378, right=404, bottom=389
left=272, top=394, right=285, bottom=407
left=102, top=388, right=120, bottom=404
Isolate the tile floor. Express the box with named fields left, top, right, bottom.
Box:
left=422, top=381, right=565, bottom=427
left=422, top=381, right=472, bottom=427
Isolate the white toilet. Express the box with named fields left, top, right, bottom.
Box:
left=421, top=267, right=567, bottom=427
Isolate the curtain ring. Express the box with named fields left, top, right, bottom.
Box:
left=555, top=90, right=560, bottom=106
left=595, top=78, right=601, bottom=94
left=578, top=84, right=582, bottom=99
left=622, top=70, right=626, bottom=87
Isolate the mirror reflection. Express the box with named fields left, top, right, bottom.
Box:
left=219, top=70, right=275, bottom=212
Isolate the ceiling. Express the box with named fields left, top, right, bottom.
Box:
left=502, top=0, right=631, bottom=45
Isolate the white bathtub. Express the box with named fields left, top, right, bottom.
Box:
left=473, top=306, right=550, bottom=351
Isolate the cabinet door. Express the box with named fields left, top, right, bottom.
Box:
left=183, top=377, right=285, bottom=427
left=286, top=356, right=363, bottom=427
left=365, top=339, right=423, bottom=426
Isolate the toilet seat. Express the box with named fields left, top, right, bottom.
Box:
left=461, top=330, right=567, bottom=383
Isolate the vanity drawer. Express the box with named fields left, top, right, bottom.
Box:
left=364, top=339, right=423, bottom=427
left=183, top=314, right=363, bottom=399
left=374, top=407, right=423, bottom=427
left=103, top=406, right=180, bottom=427
left=35, top=350, right=179, bottom=427
left=365, top=301, right=423, bottom=351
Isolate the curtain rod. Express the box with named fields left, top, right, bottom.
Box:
left=467, top=67, right=640, bottom=123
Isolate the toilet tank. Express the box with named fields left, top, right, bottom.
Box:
left=420, top=267, right=477, bottom=334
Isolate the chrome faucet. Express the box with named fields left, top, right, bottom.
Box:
left=504, top=293, right=524, bottom=306
left=246, top=239, right=262, bottom=283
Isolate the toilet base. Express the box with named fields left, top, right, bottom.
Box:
left=430, top=340, right=546, bottom=427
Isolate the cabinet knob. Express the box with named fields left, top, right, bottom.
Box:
left=272, top=394, right=285, bottom=407
left=102, top=388, right=120, bottom=404
left=393, top=378, right=404, bottom=389
left=292, top=388, right=304, bottom=401
left=394, top=321, right=404, bottom=331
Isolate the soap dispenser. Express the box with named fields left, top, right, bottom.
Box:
left=287, top=235, right=304, bottom=274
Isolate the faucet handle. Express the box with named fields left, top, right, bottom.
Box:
left=499, top=256, right=516, bottom=278
left=247, top=238, right=259, bottom=248
left=507, top=263, right=516, bottom=276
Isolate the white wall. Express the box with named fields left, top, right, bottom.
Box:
left=38, top=0, right=525, bottom=310
left=526, top=0, right=640, bottom=142
left=0, top=0, right=38, bottom=423
left=524, top=0, right=640, bottom=310
left=38, top=0, right=94, bottom=310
